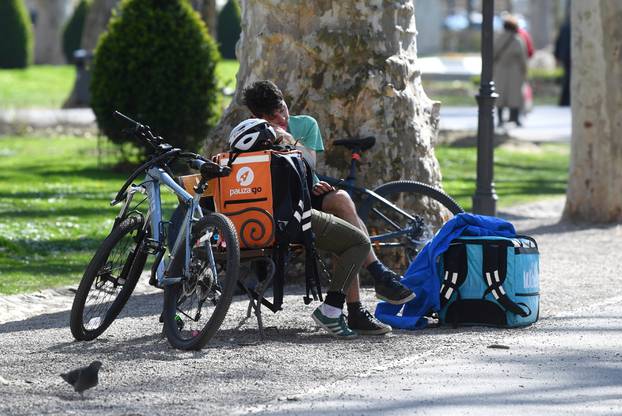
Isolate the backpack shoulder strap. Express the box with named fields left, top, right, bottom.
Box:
left=440, top=243, right=468, bottom=307
left=482, top=243, right=529, bottom=317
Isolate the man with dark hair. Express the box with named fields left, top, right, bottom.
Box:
left=242, top=80, right=416, bottom=335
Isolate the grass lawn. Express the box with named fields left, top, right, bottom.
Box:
left=0, top=136, right=178, bottom=295
left=0, top=135, right=569, bottom=295
left=0, top=60, right=240, bottom=109
left=0, top=62, right=560, bottom=110
left=438, top=142, right=569, bottom=211
left=0, top=66, right=76, bottom=109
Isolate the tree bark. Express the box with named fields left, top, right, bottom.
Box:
left=32, top=0, right=73, bottom=64
left=207, top=0, right=442, bottom=188
left=64, top=0, right=118, bottom=108
left=562, top=0, right=622, bottom=223
left=80, top=0, right=118, bottom=51
left=201, top=0, right=218, bottom=40
left=190, top=0, right=218, bottom=39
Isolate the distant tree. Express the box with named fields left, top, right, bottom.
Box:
left=191, top=0, right=217, bottom=39
left=217, top=0, right=241, bottom=59
left=0, top=0, right=34, bottom=68
left=80, top=0, right=119, bottom=51
left=63, top=0, right=118, bottom=108
left=90, top=0, right=220, bottom=155
left=62, top=0, right=91, bottom=63
left=32, top=0, right=74, bottom=64
left=563, top=0, right=622, bottom=222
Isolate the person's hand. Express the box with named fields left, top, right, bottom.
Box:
left=312, top=181, right=335, bottom=196
left=272, top=125, right=296, bottom=146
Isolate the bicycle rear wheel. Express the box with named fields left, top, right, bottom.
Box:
left=163, top=213, right=240, bottom=350
left=358, top=180, right=464, bottom=273
left=70, top=215, right=149, bottom=341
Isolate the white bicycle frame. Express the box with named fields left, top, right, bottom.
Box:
left=113, top=166, right=214, bottom=287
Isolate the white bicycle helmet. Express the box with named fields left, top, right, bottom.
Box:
left=228, top=118, right=276, bottom=152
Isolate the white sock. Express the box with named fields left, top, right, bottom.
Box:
left=319, top=303, right=342, bottom=318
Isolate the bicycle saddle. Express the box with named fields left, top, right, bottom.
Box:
left=333, top=136, right=376, bottom=151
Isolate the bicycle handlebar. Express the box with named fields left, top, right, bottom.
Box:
left=113, top=110, right=173, bottom=153
left=110, top=111, right=232, bottom=205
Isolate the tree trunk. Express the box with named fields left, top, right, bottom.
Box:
left=201, top=0, right=218, bottom=40
left=190, top=0, right=217, bottom=39
left=562, top=0, right=622, bottom=223
left=32, top=0, right=73, bottom=64
left=80, top=0, right=118, bottom=51
left=528, top=0, right=553, bottom=49
left=64, top=0, right=118, bottom=108
left=207, top=0, right=442, bottom=188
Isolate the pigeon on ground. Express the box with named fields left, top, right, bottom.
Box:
left=60, top=361, right=102, bottom=398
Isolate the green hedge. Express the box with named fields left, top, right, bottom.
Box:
left=62, top=0, right=91, bottom=63
left=217, top=0, right=241, bottom=60
left=0, top=0, right=34, bottom=68
left=91, top=0, right=221, bottom=155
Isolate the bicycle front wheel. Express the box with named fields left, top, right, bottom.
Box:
left=70, top=215, right=148, bottom=341
left=358, top=180, right=464, bottom=273
left=163, top=213, right=240, bottom=350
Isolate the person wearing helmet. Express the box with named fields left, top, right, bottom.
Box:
left=228, top=117, right=373, bottom=339
left=242, top=80, right=416, bottom=336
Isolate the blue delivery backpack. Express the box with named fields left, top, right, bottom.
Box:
left=438, top=235, right=540, bottom=327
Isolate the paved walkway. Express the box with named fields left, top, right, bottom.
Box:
left=1, top=198, right=621, bottom=415
left=439, top=105, right=571, bottom=142
left=0, top=105, right=571, bottom=143
left=0, top=108, right=95, bottom=128
left=419, top=54, right=482, bottom=80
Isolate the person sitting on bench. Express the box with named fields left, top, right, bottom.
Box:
left=229, top=118, right=381, bottom=339
left=241, top=80, right=415, bottom=335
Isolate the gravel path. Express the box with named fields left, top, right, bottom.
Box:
left=1, top=197, right=620, bottom=415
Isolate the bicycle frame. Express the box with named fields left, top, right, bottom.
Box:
left=113, top=166, right=214, bottom=287
left=317, top=173, right=423, bottom=246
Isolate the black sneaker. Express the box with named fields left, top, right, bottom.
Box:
left=374, top=270, right=416, bottom=305
left=348, top=306, right=392, bottom=335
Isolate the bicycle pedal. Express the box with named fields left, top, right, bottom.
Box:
left=141, top=238, right=163, bottom=255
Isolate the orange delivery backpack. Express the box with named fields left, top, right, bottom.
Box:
left=211, top=148, right=323, bottom=308
left=210, top=149, right=297, bottom=249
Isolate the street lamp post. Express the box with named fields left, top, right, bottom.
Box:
left=472, top=0, right=498, bottom=215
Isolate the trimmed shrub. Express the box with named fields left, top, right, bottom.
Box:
left=217, top=0, right=241, bottom=60
left=0, top=0, right=34, bottom=68
left=62, top=0, right=91, bottom=63
left=91, top=0, right=220, bottom=154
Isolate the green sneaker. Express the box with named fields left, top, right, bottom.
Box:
left=311, top=307, right=358, bottom=339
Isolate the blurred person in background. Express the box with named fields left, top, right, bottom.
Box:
left=554, top=16, right=571, bottom=107
left=494, top=14, right=528, bottom=127
left=517, top=22, right=534, bottom=116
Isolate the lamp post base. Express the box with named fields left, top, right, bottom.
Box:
left=472, top=192, right=498, bottom=216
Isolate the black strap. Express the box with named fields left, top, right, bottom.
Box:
left=226, top=151, right=240, bottom=168
left=270, top=152, right=323, bottom=306
left=271, top=240, right=288, bottom=310
left=440, top=243, right=468, bottom=308
left=482, top=244, right=530, bottom=317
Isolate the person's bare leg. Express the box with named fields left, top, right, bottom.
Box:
left=321, top=190, right=415, bottom=305
left=345, top=274, right=360, bottom=302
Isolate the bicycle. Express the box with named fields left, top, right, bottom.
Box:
left=317, top=136, right=464, bottom=271
left=69, top=111, right=240, bottom=350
